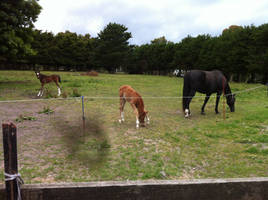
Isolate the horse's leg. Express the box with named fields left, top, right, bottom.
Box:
left=184, top=97, right=191, bottom=117
left=130, top=103, right=139, bottom=128
left=38, top=83, right=44, bottom=97
left=215, top=92, right=222, bottom=114
left=37, top=87, right=41, bottom=97
left=185, top=90, right=196, bottom=118
left=55, top=81, right=61, bottom=96
left=145, top=115, right=150, bottom=124
left=119, top=97, right=126, bottom=123
left=201, top=94, right=211, bottom=115
left=40, top=84, right=44, bottom=96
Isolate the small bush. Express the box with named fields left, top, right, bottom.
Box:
left=81, top=70, right=98, bottom=76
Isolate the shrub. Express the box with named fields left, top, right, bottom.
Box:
left=81, top=71, right=99, bottom=76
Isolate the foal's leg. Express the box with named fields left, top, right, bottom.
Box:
left=119, top=98, right=126, bottom=123
left=215, top=92, right=222, bottom=114
left=37, top=83, right=44, bottom=97
left=37, top=88, right=41, bottom=97
left=201, top=94, right=210, bottom=115
left=55, top=81, right=61, bottom=96
left=145, top=115, right=150, bottom=124
left=130, top=103, right=139, bottom=128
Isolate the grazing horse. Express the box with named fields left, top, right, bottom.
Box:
left=35, top=71, right=61, bottom=97
left=119, top=85, right=149, bottom=128
left=182, top=70, right=235, bottom=117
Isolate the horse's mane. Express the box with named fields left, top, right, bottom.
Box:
left=132, top=90, right=144, bottom=111
left=136, top=95, right=144, bottom=110
left=224, top=82, right=232, bottom=95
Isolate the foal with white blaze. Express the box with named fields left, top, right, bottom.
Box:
left=119, top=85, right=149, bottom=128
left=35, top=71, right=61, bottom=97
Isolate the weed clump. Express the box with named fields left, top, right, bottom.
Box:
left=38, top=106, right=54, bottom=114
left=16, top=115, right=37, bottom=122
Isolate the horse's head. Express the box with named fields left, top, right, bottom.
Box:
left=139, top=110, right=149, bottom=126
left=35, top=70, right=40, bottom=79
left=226, top=94, right=236, bottom=112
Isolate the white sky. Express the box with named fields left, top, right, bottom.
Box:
left=34, top=0, right=268, bottom=45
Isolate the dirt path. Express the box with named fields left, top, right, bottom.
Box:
left=0, top=100, right=77, bottom=182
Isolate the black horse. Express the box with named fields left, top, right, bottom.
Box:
left=182, top=70, right=235, bottom=117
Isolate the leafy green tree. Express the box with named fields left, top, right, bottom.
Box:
left=196, top=35, right=216, bottom=70
left=148, top=40, right=175, bottom=75
left=29, top=30, right=55, bottom=66
left=249, top=24, right=268, bottom=83
left=173, top=36, right=202, bottom=71
left=0, top=0, right=41, bottom=66
left=29, top=30, right=97, bottom=71
left=125, top=44, right=150, bottom=74
left=49, top=31, right=94, bottom=70
left=217, top=25, right=253, bottom=81
left=127, top=37, right=175, bottom=75
left=151, top=36, right=168, bottom=45
left=96, top=23, right=132, bottom=73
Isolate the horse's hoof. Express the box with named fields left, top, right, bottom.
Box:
left=201, top=112, right=205, bottom=115
left=184, top=109, right=190, bottom=118
left=119, top=119, right=122, bottom=123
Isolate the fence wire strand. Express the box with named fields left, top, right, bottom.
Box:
left=0, top=85, right=266, bottom=103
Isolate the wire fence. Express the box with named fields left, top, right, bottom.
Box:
left=0, top=85, right=266, bottom=103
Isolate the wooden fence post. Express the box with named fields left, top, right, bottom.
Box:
left=2, top=123, right=23, bottom=200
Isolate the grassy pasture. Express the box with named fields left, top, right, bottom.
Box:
left=0, top=70, right=267, bottom=183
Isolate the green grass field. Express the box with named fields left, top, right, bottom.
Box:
left=0, top=70, right=267, bottom=183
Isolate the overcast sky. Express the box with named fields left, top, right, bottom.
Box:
left=34, top=0, right=268, bottom=45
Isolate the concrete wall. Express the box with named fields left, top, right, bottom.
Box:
left=1, top=178, right=268, bottom=200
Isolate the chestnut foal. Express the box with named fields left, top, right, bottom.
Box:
left=35, top=71, right=61, bottom=97
left=119, top=85, right=149, bottom=128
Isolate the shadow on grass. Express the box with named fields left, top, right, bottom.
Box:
left=55, top=112, right=110, bottom=169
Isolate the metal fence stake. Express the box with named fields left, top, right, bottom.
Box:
left=81, top=96, right=85, bottom=136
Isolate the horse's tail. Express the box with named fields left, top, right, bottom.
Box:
left=182, top=74, right=190, bottom=111
left=58, top=75, right=61, bottom=83
left=221, top=74, right=231, bottom=96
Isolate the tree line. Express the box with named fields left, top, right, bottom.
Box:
left=0, top=0, right=267, bottom=83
